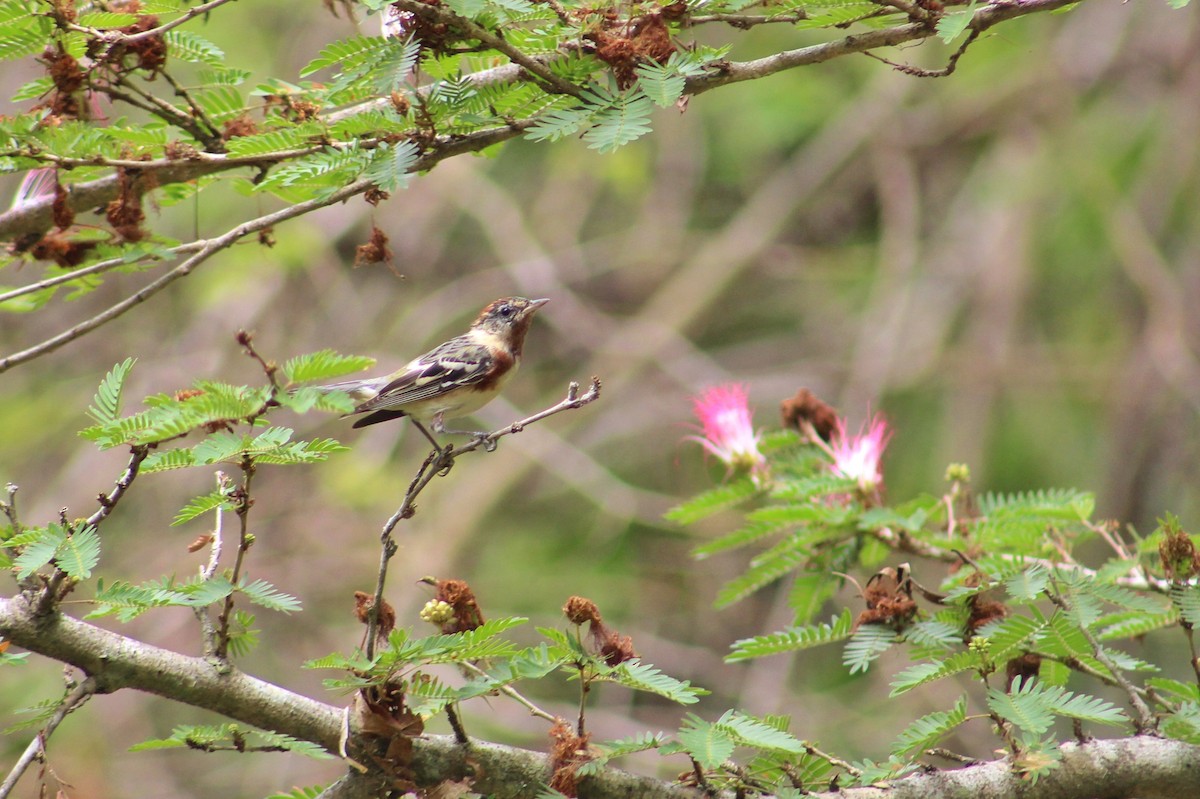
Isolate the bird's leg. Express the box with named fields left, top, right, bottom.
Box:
left=431, top=414, right=497, bottom=452
left=410, top=418, right=444, bottom=451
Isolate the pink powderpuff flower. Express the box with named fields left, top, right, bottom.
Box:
left=829, top=413, right=892, bottom=495
left=688, top=384, right=768, bottom=481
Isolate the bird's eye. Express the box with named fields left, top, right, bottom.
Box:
left=497, top=304, right=514, bottom=318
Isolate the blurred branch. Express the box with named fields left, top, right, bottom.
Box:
left=0, top=676, right=95, bottom=799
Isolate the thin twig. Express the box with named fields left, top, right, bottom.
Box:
left=194, top=472, right=230, bottom=652
left=1047, top=582, right=1156, bottom=732
left=457, top=661, right=557, bottom=723
left=35, top=446, right=149, bottom=616
left=0, top=483, right=21, bottom=535
left=390, top=0, right=584, bottom=99
left=0, top=677, right=96, bottom=799
left=802, top=740, right=862, bottom=777
left=158, top=69, right=222, bottom=146
left=213, top=456, right=256, bottom=660
left=1183, top=627, right=1200, bottom=690
left=682, top=12, right=808, bottom=28
left=82, top=0, right=240, bottom=46
left=363, top=379, right=603, bottom=654
left=863, top=28, right=980, bottom=78
left=0, top=177, right=375, bottom=374
left=85, top=445, right=150, bottom=529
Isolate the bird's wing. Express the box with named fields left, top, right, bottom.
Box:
left=353, top=336, right=495, bottom=412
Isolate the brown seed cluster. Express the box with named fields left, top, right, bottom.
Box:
left=584, top=12, right=675, bottom=89
left=563, top=595, right=636, bottom=666
left=781, top=388, right=839, bottom=442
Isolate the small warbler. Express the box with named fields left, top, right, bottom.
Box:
left=324, top=296, right=549, bottom=440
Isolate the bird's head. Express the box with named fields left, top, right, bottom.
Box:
left=471, top=296, right=550, bottom=351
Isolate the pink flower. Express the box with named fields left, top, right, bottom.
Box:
left=829, top=413, right=892, bottom=495
left=689, top=384, right=768, bottom=480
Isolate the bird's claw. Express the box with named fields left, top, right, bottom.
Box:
left=476, top=433, right=497, bottom=453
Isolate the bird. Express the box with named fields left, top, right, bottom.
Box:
left=322, top=297, right=549, bottom=446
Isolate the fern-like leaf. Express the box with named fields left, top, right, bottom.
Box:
left=86, top=358, right=135, bottom=425
left=842, top=623, right=895, bottom=674
left=283, top=349, right=376, bottom=384
left=677, top=714, right=735, bottom=769
left=604, top=660, right=705, bottom=704
left=891, top=695, right=968, bottom=757
left=726, top=609, right=854, bottom=662
left=667, top=477, right=759, bottom=528
left=238, top=578, right=302, bottom=613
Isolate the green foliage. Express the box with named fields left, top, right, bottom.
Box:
left=665, top=477, right=758, bottom=527
left=601, top=660, right=705, bottom=704
left=9, top=523, right=99, bottom=579
left=362, top=140, right=420, bottom=191
left=526, top=86, right=655, bottom=153
left=282, top=349, right=376, bottom=384
left=86, top=358, right=136, bottom=426
left=726, top=609, right=855, bottom=662
left=130, top=724, right=332, bottom=759
left=574, top=731, right=669, bottom=776
left=676, top=710, right=801, bottom=770
left=890, top=695, right=968, bottom=758
left=935, top=0, right=977, bottom=43
left=239, top=579, right=302, bottom=614
left=87, top=576, right=236, bottom=622
left=987, top=676, right=1125, bottom=740
left=164, top=30, right=226, bottom=64
left=172, top=489, right=233, bottom=526
left=841, top=623, right=896, bottom=674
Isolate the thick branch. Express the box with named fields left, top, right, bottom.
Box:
left=0, top=593, right=345, bottom=752
left=3, top=593, right=1198, bottom=799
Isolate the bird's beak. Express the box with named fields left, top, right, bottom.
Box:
left=529, top=298, right=550, bottom=312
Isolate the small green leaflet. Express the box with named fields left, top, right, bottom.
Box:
left=726, top=609, right=855, bottom=662
left=363, top=140, right=419, bottom=192
left=239, top=578, right=302, bottom=613
left=667, top=476, right=758, bottom=527
left=12, top=523, right=99, bottom=580
left=604, top=660, right=706, bottom=704
left=677, top=714, right=735, bottom=769
left=935, top=0, right=977, bottom=43
left=87, top=358, right=136, bottom=425
left=987, top=676, right=1125, bottom=736
left=842, top=623, right=895, bottom=674
left=890, top=696, right=968, bottom=757
left=130, top=724, right=331, bottom=759
left=282, top=349, right=376, bottom=384
left=172, top=490, right=232, bottom=526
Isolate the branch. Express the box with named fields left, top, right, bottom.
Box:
left=364, top=378, right=602, bottom=651
left=0, top=594, right=345, bottom=750
left=390, top=0, right=585, bottom=98
left=3, top=593, right=1199, bottom=799
left=0, top=677, right=95, bottom=799
left=682, top=0, right=1080, bottom=96
left=0, top=0, right=1091, bottom=244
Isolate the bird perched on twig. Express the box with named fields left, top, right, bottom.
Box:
left=323, top=296, right=549, bottom=446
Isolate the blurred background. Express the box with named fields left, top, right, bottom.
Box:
left=2, top=0, right=1200, bottom=795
